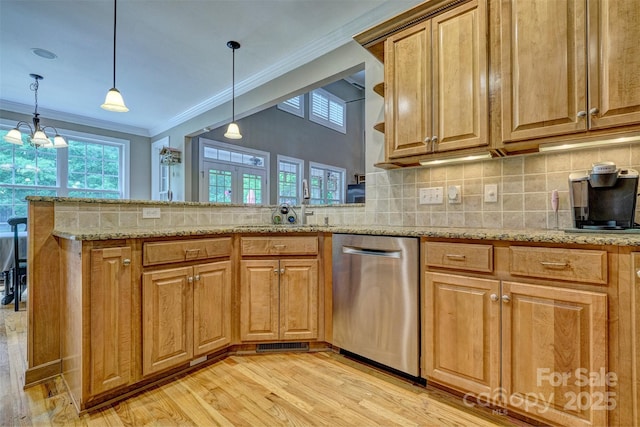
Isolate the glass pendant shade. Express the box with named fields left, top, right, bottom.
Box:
left=101, top=88, right=129, bottom=112
left=31, top=130, right=51, bottom=146
left=224, top=122, right=242, bottom=139
left=53, top=134, right=68, bottom=148
left=4, top=128, right=24, bottom=145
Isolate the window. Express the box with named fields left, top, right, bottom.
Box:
left=0, top=123, right=129, bottom=231
left=199, top=138, right=269, bottom=205
left=277, top=155, right=304, bottom=205
left=309, top=162, right=345, bottom=205
left=309, top=88, right=346, bottom=134
left=277, top=94, right=305, bottom=118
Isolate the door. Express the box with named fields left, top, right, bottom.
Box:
left=240, top=259, right=280, bottom=341
left=202, top=160, right=267, bottom=204
left=588, top=0, right=640, bottom=129
left=89, top=247, right=132, bottom=396
left=502, top=281, right=607, bottom=427
left=500, top=0, right=587, bottom=142
left=279, top=259, right=318, bottom=340
left=424, top=272, right=500, bottom=396
left=142, top=266, right=193, bottom=376
left=432, top=0, right=488, bottom=152
left=385, top=20, right=431, bottom=159
left=193, top=261, right=232, bottom=356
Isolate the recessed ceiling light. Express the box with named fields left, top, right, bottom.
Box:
left=31, top=48, right=57, bottom=60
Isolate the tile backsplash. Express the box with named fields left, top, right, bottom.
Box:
left=364, top=143, right=640, bottom=230
left=52, top=143, right=640, bottom=232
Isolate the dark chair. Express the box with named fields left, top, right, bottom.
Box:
left=7, top=217, right=27, bottom=311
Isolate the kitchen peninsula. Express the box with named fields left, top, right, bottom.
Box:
left=25, top=196, right=640, bottom=426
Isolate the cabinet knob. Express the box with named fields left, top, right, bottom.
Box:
left=194, top=274, right=200, bottom=281
left=123, top=258, right=131, bottom=266
left=589, top=107, right=599, bottom=116
left=577, top=111, right=587, bottom=118
left=188, top=276, right=194, bottom=284
left=636, top=269, right=640, bottom=279
left=280, top=268, right=285, bottom=274
left=431, top=136, right=438, bottom=144
left=490, top=294, right=499, bottom=302
left=502, top=295, right=511, bottom=303
left=274, top=269, right=279, bottom=274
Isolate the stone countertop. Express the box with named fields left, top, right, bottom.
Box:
left=52, top=224, right=640, bottom=246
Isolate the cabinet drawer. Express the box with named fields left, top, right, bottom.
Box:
left=241, top=236, right=318, bottom=256
left=509, top=246, right=607, bottom=285
left=143, top=237, right=231, bottom=266
left=425, top=242, right=493, bottom=272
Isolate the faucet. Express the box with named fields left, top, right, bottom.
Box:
left=300, top=202, right=314, bottom=225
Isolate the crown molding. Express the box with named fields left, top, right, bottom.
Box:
left=0, top=100, right=150, bottom=137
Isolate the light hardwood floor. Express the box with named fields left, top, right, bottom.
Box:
left=0, top=301, right=531, bottom=426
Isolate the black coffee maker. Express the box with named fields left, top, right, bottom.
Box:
left=569, top=162, right=639, bottom=229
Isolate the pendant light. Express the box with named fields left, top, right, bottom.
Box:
left=101, top=0, right=129, bottom=112
left=224, top=40, right=242, bottom=139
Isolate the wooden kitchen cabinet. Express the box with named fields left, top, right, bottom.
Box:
left=500, top=0, right=640, bottom=145
left=142, top=260, right=231, bottom=376
left=384, top=0, right=488, bottom=160
left=424, top=271, right=500, bottom=396
left=240, top=236, right=319, bottom=342
left=89, top=246, right=133, bottom=397
left=423, top=240, right=609, bottom=427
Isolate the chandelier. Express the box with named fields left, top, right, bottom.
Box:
left=4, top=74, right=68, bottom=148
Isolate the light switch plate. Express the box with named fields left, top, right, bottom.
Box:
left=142, top=207, right=161, bottom=218
left=419, top=187, right=444, bottom=205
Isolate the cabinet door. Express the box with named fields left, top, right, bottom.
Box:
left=501, top=0, right=587, bottom=141
left=424, top=272, right=500, bottom=396
left=240, top=260, right=280, bottom=341
left=588, top=0, right=640, bottom=129
left=193, top=261, right=232, bottom=356
left=432, top=0, right=488, bottom=152
left=142, top=266, right=193, bottom=376
left=385, top=21, right=431, bottom=159
left=502, top=281, right=607, bottom=427
left=280, top=259, right=318, bottom=340
left=89, top=247, right=132, bottom=396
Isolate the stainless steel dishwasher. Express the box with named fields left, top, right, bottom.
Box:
left=332, top=234, right=419, bottom=377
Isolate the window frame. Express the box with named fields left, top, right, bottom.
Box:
left=309, top=88, right=347, bottom=134
left=277, top=155, right=304, bottom=205
left=309, top=161, right=346, bottom=205
left=277, top=94, right=305, bottom=118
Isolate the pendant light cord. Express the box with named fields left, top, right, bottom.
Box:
left=112, top=0, right=117, bottom=88
left=231, top=46, right=235, bottom=121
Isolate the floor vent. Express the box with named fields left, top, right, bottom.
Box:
left=256, top=342, right=309, bottom=353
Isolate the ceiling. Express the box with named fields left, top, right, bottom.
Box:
left=0, top=0, right=422, bottom=138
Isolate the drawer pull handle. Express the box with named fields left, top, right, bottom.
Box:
left=445, top=254, right=466, bottom=261
left=272, top=244, right=286, bottom=249
left=185, top=248, right=201, bottom=257
left=539, top=261, right=569, bottom=269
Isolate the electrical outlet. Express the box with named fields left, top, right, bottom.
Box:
left=484, top=184, right=498, bottom=203
left=419, top=187, right=444, bottom=205
left=142, top=207, right=161, bottom=218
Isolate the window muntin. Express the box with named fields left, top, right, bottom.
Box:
left=277, top=156, right=303, bottom=205
left=310, top=88, right=346, bottom=134
left=309, top=162, right=345, bottom=205
left=0, top=125, right=128, bottom=231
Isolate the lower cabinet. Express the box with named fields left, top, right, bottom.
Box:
left=424, top=242, right=609, bottom=427
left=89, top=246, right=133, bottom=397
left=240, top=258, right=318, bottom=342
left=142, top=260, right=231, bottom=376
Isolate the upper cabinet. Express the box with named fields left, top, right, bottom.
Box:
left=384, top=0, right=489, bottom=161
left=500, top=0, right=640, bottom=146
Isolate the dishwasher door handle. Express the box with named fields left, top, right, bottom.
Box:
left=342, top=246, right=402, bottom=258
